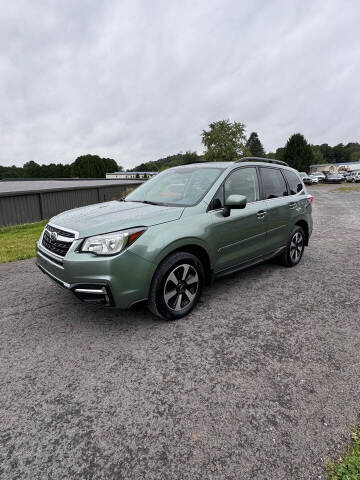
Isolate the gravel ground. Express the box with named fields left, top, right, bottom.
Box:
left=1, top=184, right=359, bottom=480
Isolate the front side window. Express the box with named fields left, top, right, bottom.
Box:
left=282, top=169, right=303, bottom=195
left=126, top=166, right=224, bottom=206
left=260, top=168, right=288, bottom=199
left=224, top=167, right=260, bottom=203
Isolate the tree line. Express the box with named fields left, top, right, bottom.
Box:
left=0, top=155, right=120, bottom=180
left=1, top=122, right=360, bottom=179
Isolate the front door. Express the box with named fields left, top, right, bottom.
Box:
left=209, top=167, right=269, bottom=273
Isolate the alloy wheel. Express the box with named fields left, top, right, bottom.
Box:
left=290, top=232, right=304, bottom=264
left=163, top=263, right=199, bottom=311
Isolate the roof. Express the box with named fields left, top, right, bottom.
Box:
left=0, top=179, right=143, bottom=196
left=172, top=162, right=232, bottom=168
left=110, top=171, right=158, bottom=174
left=172, top=160, right=294, bottom=170
left=310, top=161, right=360, bottom=167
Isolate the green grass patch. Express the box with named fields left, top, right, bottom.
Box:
left=0, top=220, right=47, bottom=263
left=332, top=184, right=360, bottom=193
left=326, top=425, right=360, bottom=480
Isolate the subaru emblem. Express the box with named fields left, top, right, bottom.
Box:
left=50, top=231, right=58, bottom=242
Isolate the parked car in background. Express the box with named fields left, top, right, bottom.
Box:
left=36, top=158, right=313, bottom=320
left=345, top=172, right=360, bottom=183
left=324, top=173, right=343, bottom=184
left=309, top=175, right=319, bottom=184
left=311, top=172, right=326, bottom=182
left=341, top=172, right=352, bottom=181
left=299, top=172, right=312, bottom=185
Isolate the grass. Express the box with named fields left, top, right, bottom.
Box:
left=326, top=425, right=360, bottom=480
left=0, top=220, right=47, bottom=263
left=332, top=184, right=360, bottom=193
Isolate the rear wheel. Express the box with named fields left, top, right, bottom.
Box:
left=279, top=226, right=305, bottom=267
left=148, top=252, right=204, bottom=320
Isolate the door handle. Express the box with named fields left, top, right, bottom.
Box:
left=289, top=202, right=296, bottom=209
left=257, top=210, right=267, bottom=219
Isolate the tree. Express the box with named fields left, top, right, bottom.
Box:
left=70, top=154, right=119, bottom=178
left=283, top=134, right=314, bottom=173
left=320, top=144, right=335, bottom=163
left=350, top=151, right=360, bottom=162
left=201, top=120, right=248, bottom=162
left=102, top=157, right=119, bottom=173
left=310, top=145, right=324, bottom=164
left=71, top=154, right=106, bottom=178
left=23, top=161, right=42, bottom=178
left=246, top=132, right=265, bottom=157
left=0, top=165, right=23, bottom=179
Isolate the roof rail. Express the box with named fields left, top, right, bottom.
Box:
left=236, top=157, right=289, bottom=167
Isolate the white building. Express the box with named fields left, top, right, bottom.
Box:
left=106, top=171, right=158, bottom=180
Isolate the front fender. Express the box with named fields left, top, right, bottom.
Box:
left=129, top=214, right=216, bottom=269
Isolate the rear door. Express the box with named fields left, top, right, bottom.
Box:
left=259, top=167, right=291, bottom=251
left=209, top=166, right=269, bottom=272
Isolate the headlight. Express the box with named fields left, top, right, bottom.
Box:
left=81, top=227, right=146, bottom=256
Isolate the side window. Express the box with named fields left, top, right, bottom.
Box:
left=260, top=168, right=288, bottom=199
left=282, top=169, right=303, bottom=195
left=224, top=167, right=260, bottom=203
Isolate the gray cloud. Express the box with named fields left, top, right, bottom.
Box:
left=1, top=0, right=360, bottom=168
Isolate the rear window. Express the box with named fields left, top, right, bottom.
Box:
left=282, top=170, right=303, bottom=195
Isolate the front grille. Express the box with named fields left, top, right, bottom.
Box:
left=46, top=224, right=74, bottom=238
left=42, top=225, right=75, bottom=257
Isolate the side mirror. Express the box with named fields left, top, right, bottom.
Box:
left=223, top=194, right=247, bottom=217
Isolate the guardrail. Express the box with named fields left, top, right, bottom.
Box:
left=0, top=182, right=141, bottom=227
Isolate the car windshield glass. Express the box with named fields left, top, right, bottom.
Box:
left=125, top=166, right=224, bottom=206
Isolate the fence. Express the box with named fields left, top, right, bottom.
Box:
left=0, top=182, right=140, bottom=227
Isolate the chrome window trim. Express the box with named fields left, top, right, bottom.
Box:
left=207, top=199, right=266, bottom=213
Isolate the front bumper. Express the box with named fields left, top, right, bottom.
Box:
left=36, top=240, right=156, bottom=309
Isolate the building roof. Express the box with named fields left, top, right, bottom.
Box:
left=310, top=161, right=360, bottom=167
left=0, top=179, right=142, bottom=196
left=111, top=171, right=158, bottom=174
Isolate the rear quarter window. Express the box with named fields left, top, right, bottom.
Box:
left=282, top=170, right=303, bottom=195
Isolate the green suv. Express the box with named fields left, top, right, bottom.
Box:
left=36, top=158, right=313, bottom=320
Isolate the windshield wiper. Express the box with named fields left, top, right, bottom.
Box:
left=142, top=200, right=166, bottom=206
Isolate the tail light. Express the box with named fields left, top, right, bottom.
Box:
left=306, top=194, right=313, bottom=205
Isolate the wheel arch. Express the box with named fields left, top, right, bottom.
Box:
left=153, top=240, right=213, bottom=286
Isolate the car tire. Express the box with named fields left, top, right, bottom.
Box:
left=279, top=225, right=305, bottom=267
left=147, top=251, right=205, bottom=320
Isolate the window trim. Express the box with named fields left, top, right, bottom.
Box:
left=207, top=165, right=263, bottom=212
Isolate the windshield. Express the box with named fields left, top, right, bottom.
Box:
left=125, top=166, right=225, bottom=206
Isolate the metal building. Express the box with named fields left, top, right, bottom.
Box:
left=0, top=179, right=142, bottom=227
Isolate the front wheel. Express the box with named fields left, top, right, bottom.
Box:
left=148, top=252, right=204, bottom=320
left=279, top=226, right=305, bottom=267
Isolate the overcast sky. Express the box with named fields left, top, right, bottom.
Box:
left=1, top=0, right=360, bottom=168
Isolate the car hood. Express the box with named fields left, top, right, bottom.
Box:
left=49, top=201, right=184, bottom=238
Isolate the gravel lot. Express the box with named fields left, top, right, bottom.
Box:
left=1, top=184, right=359, bottom=480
